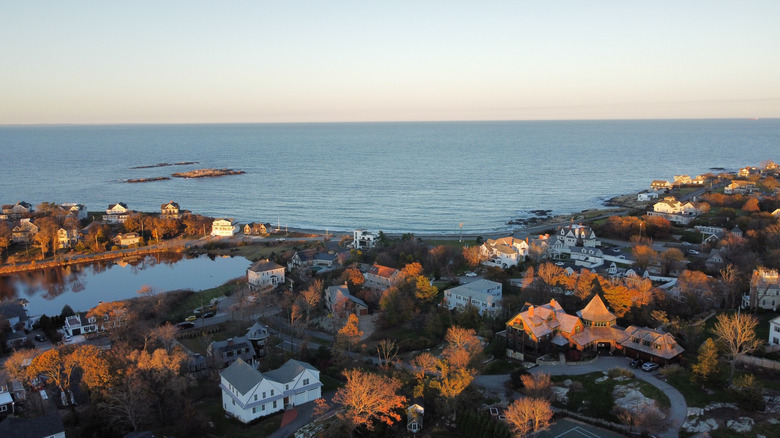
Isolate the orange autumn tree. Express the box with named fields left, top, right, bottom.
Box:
left=337, top=313, right=363, bottom=352
left=332, top=369, right=406, bottom=435
left=505, top=397, right=554, bottom=436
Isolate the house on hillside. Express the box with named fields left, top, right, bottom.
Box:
left=620, top=326, right=685, bottom=365
left=651, top=180, right=672, bottom=191
left=0, top=202, right=34, bottom=220
left=326, top=284, right=368, bottom=317
left=647, top=197, right=701, bottom=225
left=288, top=249, right=338, bottom=270
left=211, top=218, right=237, bottom=237
left=743, top=267, right=780, bottom=311
left=247, top=259, right=285, bottom=290
left=160, top=201, right=180, bottom=218
left=724, top=180, right=756, bottom=195
left=61, top=203, right=87, bottom=221
left=57, top=228, right=80, bottom=249
left=243, top=222, right=270, bottom=236
left=350, top=229, right=377, bottom=250
left=443, top=279, right=502, bottom=316
left=637, top=192, right=659, bottom=202
left=112, top=232, right=141, bottom=248
left=480, top=236, right=528, bottom=268
left=64, top=313, right=98, bottom=336
left=220, top=358, right=322, bottom=423
left=208, top=336, right=257, bottom=369
left=103, top=202, right=131, bottom=224
left=362, top=263, right=400, bottom=291
left=738, top=166, right=761, bottom=178
left=11, top=218, right=38, bottom=244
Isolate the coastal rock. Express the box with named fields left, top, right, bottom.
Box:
left=562, top=379, right=572, bottom=387
left=682, top=417, right=718, bottom=433
left=687, top=407, right=704, bottom=417
left=704, top=402, right=738, bottom=411
left=595, top=376, right=609, bottom=384
left=726, top=417, right=753, bottom=433
left=612, top=384, right=665, bottom=420
left=171, top=168, right=245, bottom=179
left=551, top=386, right=569, bottom=404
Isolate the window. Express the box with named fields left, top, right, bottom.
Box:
left=232, top=400, right=235, bottom=406
left=273, top=400, right=277, bottom=408
left=252, top=407, right=256, bottom=413
left=0, top=406, right=6, bottom=412
left=270, top=389, right=274, bottom=396
left=254, top=394, right=258, bottom=401
left=303, top=379, right=309, bottom=385
left=262, top=404, right=265, bottom=411
left=285, top=384, right=289, bottom=390
left=262, top=391, right=266, bottom=398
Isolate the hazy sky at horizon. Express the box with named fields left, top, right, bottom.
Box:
left=2, top=1, right=779, bottom=124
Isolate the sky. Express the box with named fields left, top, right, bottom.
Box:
left=2, top=1, right=780, bottom=124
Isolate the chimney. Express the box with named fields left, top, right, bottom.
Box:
left=528, top=305, right=534, bottom=317
left=227, top=338, right=233, bottom=346
left=550, top=299, right=557, bottom=308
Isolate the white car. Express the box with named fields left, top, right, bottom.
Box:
left=465, top=272, right=477, bottom=277
left=688, top=249, right=699, bottom=255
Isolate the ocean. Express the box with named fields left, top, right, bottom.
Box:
left=1, top=119, right=778, bottom=234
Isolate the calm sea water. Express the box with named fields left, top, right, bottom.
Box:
left=0, top=254, right=251, bottom=316
left=1, top=120, right=778, bottom=234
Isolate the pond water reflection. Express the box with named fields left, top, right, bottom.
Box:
left=0, top=253, right=251, bottom=316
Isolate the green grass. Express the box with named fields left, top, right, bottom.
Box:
left=635, top=380, right=670, bottom=409
left=195, top=395, right=283, bottom=438
left=320, top=374, right=343, bottom=393
left=484, top=359, right=520, bottom=375
left=710, top=422, right=780, bottom=438
left=168, top=281, right=244, bottom=320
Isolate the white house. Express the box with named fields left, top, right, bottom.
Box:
left=56, top=228, right=80, bottom=249
left=769, top=316, right=780, bottom=346
left=220, top=358, right=322, bottom=423
left=480, top=236, right=529, bottom=268
left=647, top=197, right=701, bottom=225
left=64, top=313, right=98, bottom=336
left=407, top=403, right=424, bottom=433
left=350, top=229, right=377, bottom=249
left=247, top=259, right=286, bottom=290
left=60, top=203, right=88, bottom=221
left=743, top=267, right=780, bottom=311
left=637, top=192, right=659, bottom=202
left=160, top=201, right=181, bottom=218
left=211, top=218, right=238, bottom=237
left=103, top=202, right=131, bottom=224
left=11, top=218, right=38, bottom=244
left=444, top=279, right=502, bottom=315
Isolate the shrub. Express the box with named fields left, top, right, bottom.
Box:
left=608, top=367, right=634, bottom=379
left=660, top=363, right=685, bottom=378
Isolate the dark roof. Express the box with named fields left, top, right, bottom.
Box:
left=263, top=359, right=317, bottom=383
left=220, top=358, right=264, bottom=395
left=249, top=260, right=284, bottom=272
left=0, top=413, right=65, bottom=438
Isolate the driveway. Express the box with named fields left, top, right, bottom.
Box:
left=268, top=391, right=335, bottom=438
left=474, top=357, right=687, bottom=438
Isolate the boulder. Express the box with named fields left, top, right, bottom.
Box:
left=726, top=417, right=754, bottom=433
left=682, top=417, right=719, bottom=433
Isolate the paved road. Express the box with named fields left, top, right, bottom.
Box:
left=268, top=391, right=335, bottom=438
left=473, top=357, right=687, bottom=438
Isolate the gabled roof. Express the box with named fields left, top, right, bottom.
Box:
left=369, top=264, right=399, bottom=278
left=246, top=322, right=269, bottom=340
left=0, top=413, right=65, bottom=438
left=249, top=259, right=284, bottom=272
left=327, top=284, right=367, bottom=309
left=620, top=326, right=684, bottom=359
left=577, top=295, right=616, bottom=323
left=220, top=358, right=264, bottom=395
left=263, top=359, right=317, bottom=383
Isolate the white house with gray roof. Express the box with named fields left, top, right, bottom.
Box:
left=220, top=358, right=322, bottom=423
left=443, top=279, right=502, bottom=316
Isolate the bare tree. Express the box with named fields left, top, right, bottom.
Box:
left=712, top=312, right=762, bottom=382
left=504, top=397, right=553, bottom=436
left=376, top=339, right=398, bottom=371
left=332, top=369, right=406, bottom=436
left=521, top=373, right=552, bottom=400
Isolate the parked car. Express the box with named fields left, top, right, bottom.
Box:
left=465, top=272, right=477, bottom=277
left=629, top=359, right=643, bottom=369
left=63, top=336, right=73, bottom=343
left=682, top=241, right=691, bottom=246
left=688, top=249, right=699, bottom=255
left=185, top=315, right=197, bottom=322
left=276, top=237, right=286, bottom=242
left=177, top=321, right=195, bottom=329
left=641, top=362, right=660, bottom=372
left=203, top=311, right=215, bottom=318
left=34, top=334, right=47, bottom=342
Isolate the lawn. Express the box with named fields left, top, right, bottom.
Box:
left=551, top=371, right=670, bottom=421
left=709, top=422, right=780, bottom=438
left=195, top=395, right=283, bottom=438
left=167, top=280, right=245, bottom=320
left=484, top=359, right=521, bottom=375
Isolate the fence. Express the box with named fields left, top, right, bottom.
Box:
left=736, top=353, right=780, bottom=371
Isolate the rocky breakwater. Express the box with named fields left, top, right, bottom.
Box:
left=171, top=168, right=245, bottom=179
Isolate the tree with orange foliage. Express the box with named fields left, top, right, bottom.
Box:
left=462, top=245, right=484, bottom=268
left=602, top=280, right=632, bottom=317
left=632, top=245, right=657, bottom=270
left=341, top=267, right=365, bottom=290
left=332, top=369, right=406, bottom=435
left=742, top=197, right=760, bottom=212
left=520, top=373, right=552, bottom=400
left=573, top=269, right=598, bottom=300
left=504, top=397, right=553, bottom=436
left=337, top=313, right=363, bottom=352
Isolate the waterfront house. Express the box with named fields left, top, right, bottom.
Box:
left=362, top=263, right=400, bottom=291
left=11, top=218, right=38, bottom=244
left=738, top=166, right=761, bottom=178
left=724, top=180, right=756, bottom=195
left=220, top=358, right=322, bottom=423
left=480, top=236, right=528, bottom=268
left=60, top=203, right=88, bottom=220
left=247, top=259, right=286, bottom=290
left=0, top=301, right=29, bottom=333
left=650, top=180, right=672, bottom=191
left=769, top=316, right=780, bottom=346
left=64, top=312, right=98, bottom=336
left=211, top=218, right=237, bottom=237
left=160, top=201, right=180, bottom=218
left=288, top=249, right=338, bottom=270
left=637, top=192, right=659, bottom=202
left=243, top=222, right=270, bottom=235
left=647, top=196, right=701, bottom=225
left=326, top=284, right=369, bottom=316
left=0, top=201, right=34, bottom=221
left=208, top=336, right=257, bottom=369
left=56, top=228, right=80, bottom=249
left=350, top=229, right=377, bottom=249
left=444, top=279, right=502, bottom=316
left=0, top=413, right=66, bottom=438
left=112, top=232, right=141, bottom=247
left=103, top=202, right=131, bottom=224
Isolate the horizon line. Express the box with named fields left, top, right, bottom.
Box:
left=1, top=116, right=776, bottom=127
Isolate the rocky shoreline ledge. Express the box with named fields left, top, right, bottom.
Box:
left=171, top=168, right=245, bottom=179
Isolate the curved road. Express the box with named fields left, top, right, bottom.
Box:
left=474, top=357, right=686, bottom=438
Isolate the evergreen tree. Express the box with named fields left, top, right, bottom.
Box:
left=691, top=338, right=720, bottom=385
